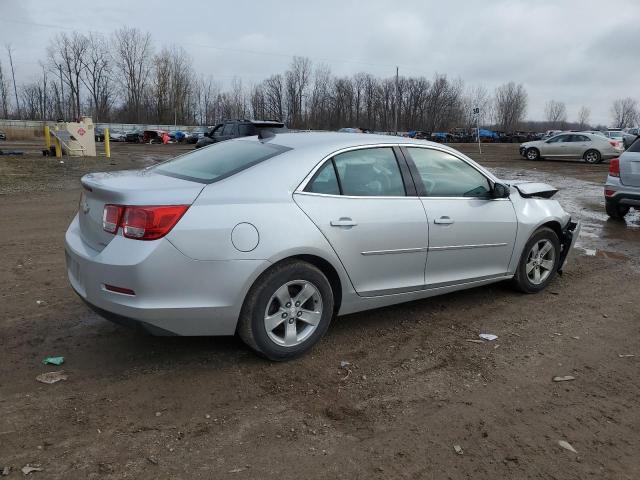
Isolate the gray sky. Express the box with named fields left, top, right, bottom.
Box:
left=1, top=0, right=639, bottom=125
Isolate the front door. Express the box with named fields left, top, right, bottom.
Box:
left=541, top=134, right=571, bottom=157
left=403, top=147, right=517, bottom=287
left=294, top=147, right=428, bottom=297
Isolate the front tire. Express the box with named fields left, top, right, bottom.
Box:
left=237, top=260, right=334, bottom=361
left=526, top=148, right=540, bottom=160
left=512, top=227, right=561, bottom=293
left=583, top=149, right=601, bottom=164
left=605, top=199, right=629, bottom=220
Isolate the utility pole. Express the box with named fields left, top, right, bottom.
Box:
left=394, top=66, right=399, bottom=135
left=473, top=107, right=482, bottom=155
left=6, top=44, right=20, bottom=118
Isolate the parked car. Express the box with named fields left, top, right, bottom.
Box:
left=604, top=130, right=625, bottom=149
left=0, top=130, right=6, bottom=141
left=604, top=137, right=640, bottom=220
left=125, top=130, right=143, bottom=143
left=65, top=132, right=579, bottom=360
left=109, top=130, right=127, bottom=142
left=94, top=127, right=105, bottom=142
left=187, top=126, right=210, bottom=144
left=519, top=132, right=620, bottom=163
left=195, top=120, right=288, bottom=149
left=622, top=127, right=639, bottom=149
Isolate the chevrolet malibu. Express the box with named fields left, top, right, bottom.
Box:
left=520, top=132, right=621, bottom=163
left=65, top=132, right=580, bottom=360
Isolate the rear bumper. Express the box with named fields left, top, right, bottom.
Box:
left=604, top=177, right=640, bottom=207
left=65, top=214, right=269, bottom=336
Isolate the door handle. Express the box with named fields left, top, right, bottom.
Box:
left=434, top=216, right=454, bottom=225
left=330, top=218, right=357, bottom=227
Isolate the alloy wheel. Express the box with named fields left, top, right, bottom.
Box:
left=264, top=280, right=323, bottom=347
left=525, top=239, right=556, bottom=285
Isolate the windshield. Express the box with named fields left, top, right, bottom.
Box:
left=155, top=139, right=291, bottom=183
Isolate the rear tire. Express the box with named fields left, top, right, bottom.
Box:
left=583, top=149, right=601, bottom=164
left=605, top=199, right=629, bottom=220
left=512, top=227, right=560, bottom=294
left=526, top=148, right=540, bottom=161
left=237, top=260, right=334, bottom=361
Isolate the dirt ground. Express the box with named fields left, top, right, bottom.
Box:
left=1, top=140, right=639, bottom=479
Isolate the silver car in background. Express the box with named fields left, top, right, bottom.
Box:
left=65, top=133, right=579, bottom=360
left=520, top=132, right=622, bottom=163
left=604, top=137, right=640, bottom=219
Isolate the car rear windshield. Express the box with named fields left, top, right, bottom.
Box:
left=155, top=139, right=291, bottom=183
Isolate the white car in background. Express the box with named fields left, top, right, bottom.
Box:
left=520, top=132, right=621, bottom=163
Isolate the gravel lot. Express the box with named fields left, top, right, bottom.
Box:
left=1, top=140, right=638, bottom=479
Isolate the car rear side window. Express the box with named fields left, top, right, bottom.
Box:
left=222, top=124, right=236, bottom=136
left=333, top=148, right=405, bottom=196
left=155, top=140, right=291, bottom=183
left=238, top=124, right=254, bottom=136
left=407, top=147, right=491, bottom=198
left=305, top=161, right=340, bottom=195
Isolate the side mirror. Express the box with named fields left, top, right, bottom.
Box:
left=492, top=183, right=510, bottom=199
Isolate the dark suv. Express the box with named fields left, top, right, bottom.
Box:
left=195, top=120, right=287, bottom=149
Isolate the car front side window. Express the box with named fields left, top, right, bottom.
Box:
left=407, top=147, right=491, bottom=198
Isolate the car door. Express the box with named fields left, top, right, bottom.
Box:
left=402, top=146, right=517, bottom=288
left=569, top=134, right=591, bottom=158
left=541, top=134, right=570, bottom=157
left=294, top=146, right=428, bottom=297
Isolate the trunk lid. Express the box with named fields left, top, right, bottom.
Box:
left=620, top=151, right=640, bottom=187
left=78, top=169, right=205, bottom=252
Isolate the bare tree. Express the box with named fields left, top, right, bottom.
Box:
left=80, top=33, right=113, bottom=122
left=577, top=106, right=590, bottom=129
left=0, top=61, right=10, bottom=118
left=112, top=27, right=153, bottom=122
left=47, top=33, right=87, bottom=119
left=494, top=82, right=527, bottom=132
left=544, top=100, right=567, bottom=128
left=263, top=74, right=284, bottom=121
left=611, top=97, right=638, bottom=128
left=285, top=56, right=311, bottom=128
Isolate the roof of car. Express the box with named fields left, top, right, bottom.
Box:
left=257, top=131, right=441, bottom=151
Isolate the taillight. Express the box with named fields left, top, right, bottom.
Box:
left=604, top=188, right=616, bottom=197
left=609, top=140, right=620, bottom=148
left=103, top=205, right=124, bottom=233
left=103, top=205, right=189, bottom=240
left=609, top=158, right=620, bottom=177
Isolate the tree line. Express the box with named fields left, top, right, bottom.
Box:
left=0, top=27, right=638, bottom=131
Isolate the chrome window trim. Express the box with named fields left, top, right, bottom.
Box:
left=428, top=242, right=508, bottom=251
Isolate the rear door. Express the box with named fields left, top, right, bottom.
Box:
left=294, top=146, right=428, bottom=297
left=620, top=140, right=640, bottom=187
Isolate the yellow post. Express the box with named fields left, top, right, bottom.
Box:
left=104, top=127, right=111, bottom=158
left=44, top=125, right=51, bottom=150
left=54, top=136, right=62, bottom=158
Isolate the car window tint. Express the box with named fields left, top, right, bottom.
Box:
left=547, top=135, right=565, bottom=143
left=628, top=137, right=640, bottom=152
left=222, top=124, right=236, bottom=136
left=332, top=148, right=405, bottom=197
left=155, top=140, right=291, bottom=183
left=305, top=161, right=340, bottom=195
left=576, top=135, right=590, bottom=142
left=238, top=124, right=253, bottom=136
left=407, top=148, right=491, bottom=198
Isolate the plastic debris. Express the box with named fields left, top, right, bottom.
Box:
left=229, top=467, right=246, bottom=473
left=21, top=465, right=43, bottom=475
left=479, top=334, right=498, bottom=341
left=558, top=440, right=577, bottom=453
left=35, top=300, right=45, bottom=306
left=339, top=361, right=350, bottom=369
left=465, top=339, right=485, bottom=344
left=36, top=371, right=68, bottom=384
left=42, top=356, right=64, bottom=366
left=552, top=375, right=575, bottom=382
left=453, top=444, right=463, bottom=455
left=618, top=354, right=635, bottom=358
left=2, top=466, right=10, bottom=476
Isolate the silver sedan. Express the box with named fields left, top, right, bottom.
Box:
left=520, top=132, right=622, bottom=163
left=65, top=133, right=580, bottom=360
